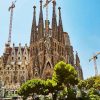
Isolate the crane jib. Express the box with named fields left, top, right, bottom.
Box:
left=8, top=1, right=16, bottom=45
left=43, top=0, right=52, bottom=8
left=89, top=52, right=100, bottom=76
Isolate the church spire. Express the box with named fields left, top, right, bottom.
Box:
left=30, top=5, right=37, bottom=44
left=58, top=7, right=64, bottom=43
left=76, top=51, right=80, bottom=66
left=75, top=52, right=83, bottom=79
left=52, top=0, right=57, bottom=39
left=38, top=0, right=44, bottom=39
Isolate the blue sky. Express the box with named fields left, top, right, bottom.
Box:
left=0, top=0, right=100, bottom=79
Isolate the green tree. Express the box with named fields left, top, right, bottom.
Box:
left=52, top=61, right=78, bottom=100
left=18, top=79, right=47, bottom=99
left=78, top=80, right=87, bottom=90
left=78, top=76, right=100, bottom=100
left=52, top=61, right=78, bottom=86
left=45, top=79, right=64, bottom=100
left=18, top=61, right=79, bottom=100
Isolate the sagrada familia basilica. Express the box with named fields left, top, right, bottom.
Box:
left=0, top=0, right=83, bottom=95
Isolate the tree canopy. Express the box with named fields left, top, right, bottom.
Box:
left=18, top=79, right=47, bottom=99
left=18, top=61, right=79, bottom=100
left=78, top=76, right=100, bottom=90
left=78, top=76, right=100, bottom=100
left=18, top=61, right=100, bottom=100
left=52, top=61, right=78, bottom=86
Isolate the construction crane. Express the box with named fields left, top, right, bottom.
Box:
left=43, top=0, right=56, bottom=55
left=44, top=0, right=55, bottom=33
left=44, top=0, right=51, bottom=33
left=8, top=0, right=17, bottom=45
left=89, top=52, right=100, bottom=76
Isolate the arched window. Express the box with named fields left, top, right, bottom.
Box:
left=18, top=57, right=20, bottom=60
left=13, top=76, right=17, bottom=83
left=34, top=67, right=39, bottom=77
left=25, top=57, right=26, bottom=60
left=20, top=76, right=25, bottom=84
left=12, top=57, right=14, bottom=60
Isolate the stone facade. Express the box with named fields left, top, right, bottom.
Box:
left=29, top=1, right=81, bottom=79
left=0, top=0, right=83, bottom=94
left=0, top=43, right=29, bottom=94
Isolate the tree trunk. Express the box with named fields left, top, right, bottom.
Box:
left=52, top=92, right=57, bottom=100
